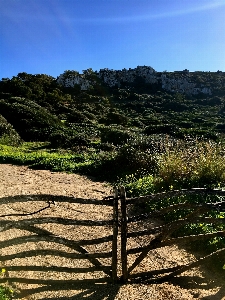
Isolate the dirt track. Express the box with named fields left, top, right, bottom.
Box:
left=0, top=164, right=224, bottom=299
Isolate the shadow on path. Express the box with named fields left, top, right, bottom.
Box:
left=0, top=194, right=117, bottom=299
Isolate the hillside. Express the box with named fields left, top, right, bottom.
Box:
left=0, top=67, right=225, bottom=148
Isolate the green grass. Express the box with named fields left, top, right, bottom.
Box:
left=0, top=142, right=94, bottom=173
left=0, top=269, right=13, bottom=300
left=0, top=286, right=13, bottom=300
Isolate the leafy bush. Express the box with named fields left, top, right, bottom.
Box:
left=84, top=141, right=158, bottom=180
left=66, top=109, right=91, bottom=123
left=48, top=130, right=88, bottom=148
left=144, top=124, right=177, bottom=135
left=116, top=143, right=157, bottom=173
left=0, top=114, right=22, bottom=146
left=0, top=97, right=63, bottom=141
left=0, top=269, right=13, bottom=300
left=0, top=285, right=13, bottom=300
left=100, top=126, right=133, bottom=145
left=118, top=173, right=156, bottom=197
left=100, top=111, right=129, bottom=125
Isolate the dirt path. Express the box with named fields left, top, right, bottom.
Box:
left=0, top=164, right=224, bottom=299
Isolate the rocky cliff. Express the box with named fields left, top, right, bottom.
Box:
left=57, top=66, right=225, bottom=95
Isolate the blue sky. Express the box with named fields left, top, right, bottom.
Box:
left=0, top=0, right=225, bottom=79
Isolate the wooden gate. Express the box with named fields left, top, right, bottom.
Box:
left=111, top=187, right=225, bottom=283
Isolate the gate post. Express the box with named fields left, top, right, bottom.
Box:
left=120, top=186, right=128, bottom=283
left=112, top=187, right=119, bottom=283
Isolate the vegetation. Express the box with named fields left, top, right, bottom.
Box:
left=0, top=269, right=13, bottom=300
left=0, top=68, right=225, bottom=259
left=0, top=114, right=22, bottom=146
left=0, top=286, right=13, bottom=300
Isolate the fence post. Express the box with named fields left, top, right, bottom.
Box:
left=112, top=187, right=119, bottom=283
left=120, top=186, right=128, bottom=283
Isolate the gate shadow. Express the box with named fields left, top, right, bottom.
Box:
left=0, top=194, right=118, bottom=300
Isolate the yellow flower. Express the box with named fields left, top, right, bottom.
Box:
left=1, top=268, right=6, bottom=273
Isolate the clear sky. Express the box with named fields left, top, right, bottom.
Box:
left=0, top=0, right=225, bottom=79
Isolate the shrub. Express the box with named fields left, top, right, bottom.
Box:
left=0, top=285, right=13, bottom=300
left=101, top=111, right=129, bottom=126
left=144, top=124, right=177, bottom=135
left=118, top=173, right=156, bottom=197
left=115, top=144, right=157, bottom=173
left=100, top=126, right=132, bottom=145
left=0, top=114, right=22, bottom=146
left=66, top=109, right=91, bottom=123
left=49, top=130, right=88, bottom=148
left=0, top=97, right=63, bottom=141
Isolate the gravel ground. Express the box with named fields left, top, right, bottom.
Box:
left=0, top=164, right=224, bottom=299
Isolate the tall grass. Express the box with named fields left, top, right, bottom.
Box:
left=158, top=140, right=225, bottom=190
left=118, top=139, right=225, bottom=196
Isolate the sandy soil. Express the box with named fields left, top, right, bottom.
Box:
left=0, top=164, right=224, bottom=300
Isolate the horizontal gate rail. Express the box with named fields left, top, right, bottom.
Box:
left=127, top=201, right=225, bottom=223
left=127, top=217, right=225, bottom=239
left=125, top=188, right=225, bottom=206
